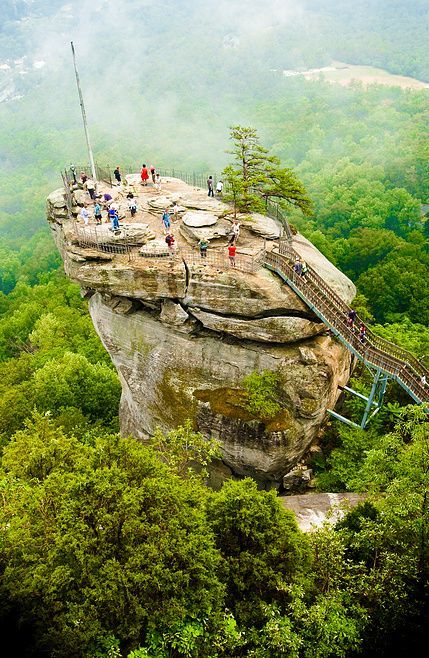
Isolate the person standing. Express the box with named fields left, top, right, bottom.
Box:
left=141, top=164, right=149, bottom=186
left=150, top=164, right=156, bottom=183
left=228, top=243, right=236, bottom=267
left=207, top=175, right=214, bottom=197
left=172, top=202, right=180, bottom=222
left=128, top=195, right=137, bottom=217
left=70, top=165, right=77, bottom=185
left=108, top=206, right=120, bottom=230
left=347, top=309, right=357, bottom=327
left=80, top=206, right=90, bottom=225
left=162, top=209, right=171, bottom=233
left=155, top=173, right=162, bottom=193
left=85, top=178, right=96, bottom=199
left=293, top=258, right=303, bottom=276
left=198, top=239, right=208, bottom=258
left=94, top=201, right=102, bottom=224
left=231, top=220, right=240, bottom=243
left=114, top=166, right=122, bottom=184
left=300, top=258, right=308, bottom=277
left=165, top=232, right=175, bottom=254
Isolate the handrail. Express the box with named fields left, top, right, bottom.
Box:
left=63, top=165, right=428, bottom=404
left=263, top=249, right=429, bottom=405
left=277, top=239, right=429, bottom=381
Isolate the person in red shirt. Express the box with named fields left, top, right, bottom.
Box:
left=140, top=164, right=149, bottom=186
left=228, top=243, right=236, bottom=267
left=165, top=232, right=175, bottom=255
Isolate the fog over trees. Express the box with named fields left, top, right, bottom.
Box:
left=0, top=1, right=428, bottom=656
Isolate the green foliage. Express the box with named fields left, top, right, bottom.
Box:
left=222, top=126, right=311, bottom=215
left=0, top=414, right=224, bottom=657
left=151, top=420, right=221, bottom=480
left=242, top=370, right=282, bottom=419
left=0, top=273, right=120, bottom=442
left=206, top=479, right=311, bottom=626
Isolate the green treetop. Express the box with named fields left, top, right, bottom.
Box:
left=222, top=126, right=312, bottom=216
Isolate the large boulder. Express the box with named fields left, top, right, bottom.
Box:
left=182, top=211, right=218, bottom=227
left=242, top=213, right=282, bottom=239
left=292, top=234, right=356, bottom=303
left=180, top=219, right=231, bottom=244
left=89, top=292, right=352, bottom=485
left=47, top=176, right=357, bottom=486
left=176, top=195, right=228, bottom=214
left=47, top=188, right=68, bottom=211
left=89, top=223, right=155, bottom=245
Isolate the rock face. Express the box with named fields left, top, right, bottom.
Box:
left=46, top=178, right=356, bottom=487
left=89, top=292, right=352, bottom=485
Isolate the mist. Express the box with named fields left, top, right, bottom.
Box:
left=0, top=0, right=428, bottom=211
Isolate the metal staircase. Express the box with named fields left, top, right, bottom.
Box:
left=263, top=240, right=429, bottom=428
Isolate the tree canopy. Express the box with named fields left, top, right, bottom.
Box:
left=222, top=126, right=312, bottom=216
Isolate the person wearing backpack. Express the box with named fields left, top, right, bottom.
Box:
left=198, top=239, right=208, bottom=258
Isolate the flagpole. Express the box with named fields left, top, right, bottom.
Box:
left=71, top=41, right=97, bottom=182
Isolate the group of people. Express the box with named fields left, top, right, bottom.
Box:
left=79, top=191, right=125, bottom=231
left=76, top=169, right=240, bottom=265
left=141, top=164, right=162, bottom=191
left=207, top=176, right=223, bottom=197
left=347, top=309, right=367, bottom=344
left=194, top=238, right=237, bottom=265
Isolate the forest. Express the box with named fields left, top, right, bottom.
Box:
left=0, top=0, right=428, bottom=656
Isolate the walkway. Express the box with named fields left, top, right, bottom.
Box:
left=263, top=241, right=429, bottom=407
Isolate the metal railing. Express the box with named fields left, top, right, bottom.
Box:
left=264, top=247, right=429, bottom=405
left=62, top=165, right=429, bottom=406
left=62, top=163, right=294, bottom=238
left=73, top=224, right=141, bottom=259
left=72, top=224, right=264, bottom=273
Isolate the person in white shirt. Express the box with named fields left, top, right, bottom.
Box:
left=231, top=220, right=240, bottom=240
left=216, top=180, right=224, bottom=194
left=172, top=202, right=180, bottom=222
left=80, top=206, right=90, bottom=225
left=84, top=178, right=96, bottom=199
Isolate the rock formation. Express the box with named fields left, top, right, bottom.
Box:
left=47, top=175, right=356, bottom=487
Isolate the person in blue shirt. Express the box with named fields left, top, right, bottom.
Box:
left=94, top=202, right=102, bottom=224
left=162, top=209, right=171, bottom=233
left=108, top=207, right=120, bottom=230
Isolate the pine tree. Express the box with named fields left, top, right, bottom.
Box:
left=222, top=125, right=312, bottom=216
